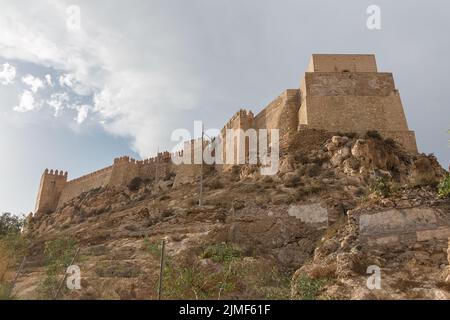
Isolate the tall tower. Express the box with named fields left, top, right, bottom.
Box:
left=34, top=169, right=67, bottom=215
left=299, top=54, right=418, bottom=153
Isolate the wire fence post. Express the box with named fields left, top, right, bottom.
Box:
left=54, top=247, right=80, bottom=300
left=155, top=146, right=159, bottom=183
left=158, top=239, right=166, bottom=300
left=199, top=124, right=204, bottom=207
left=8, top=256, right=27, bottom=297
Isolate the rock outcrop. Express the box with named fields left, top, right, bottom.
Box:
left=14, top=131, right=450, bottom=300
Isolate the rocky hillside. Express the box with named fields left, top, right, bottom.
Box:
left=10, top=130, right=450, bottom=299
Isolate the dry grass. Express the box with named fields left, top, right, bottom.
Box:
left=0, top=244, right=12, bottom=283
left=205, top=178, right=224, bottom=190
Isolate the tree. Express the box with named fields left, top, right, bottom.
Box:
left=0, top=213, right=24, bottom=237
left=0, top=213, right=26, bottom=297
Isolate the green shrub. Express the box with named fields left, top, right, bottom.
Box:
left=0, top=283, right=15, bottom=300
left=294, top=276, right=325, bottom=300
left=371, top=176, right=392, bottom=197
left=39, top=237, right=77, bottom=299
left=202, top=243, right=241, bottom=264
left=162, top=252, right=239, bottom=300
left=258, top=268, right=291, bottom=300
left=142, top=238, right=161, bottom=258
left=163, top=260, right=231, bottom=300
left=438, top=175, right=450, bottom=198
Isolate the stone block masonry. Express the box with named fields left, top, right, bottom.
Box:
left=34, top=152, right=173, bottom=215
left=359, top=208, right=450, bottom=247
left=34, top=53, right=419, bottom=214
left=299, top=54, right=418, bottom=153
left=34, top=169, right=67, bottom=215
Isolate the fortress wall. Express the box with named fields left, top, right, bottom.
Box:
left=221, top=109, right=255, bottom=133
left=277, top=89, right=301, bottom=148
left=109, top=152, right=175, bottom=188
left=136, top=161, right=158, bottom=180
left=299, top=95, right=417, bottom=152
left=108, top=157, right=140, bottom=187
left=57, top=166, right=113, bottom=208
left=173, top=164, right=201, bottom=188
left=173, top=139, right=203, bottom=188
left=216, top=90, right=301, bottom=168
left=300, top=95, right=409, bottom=132
left=137, top=152, right=173, bottom=181
left=308, top=54, right=378, bottom=73
left=58, top=152, right=178, bottom=209
left=220, top=110, right=255, bottom=166
left=254, top=89, right=300, bottom=149
left=254, top=93, right=284, bottom=129
left=303, top=72, right=396, bottom=96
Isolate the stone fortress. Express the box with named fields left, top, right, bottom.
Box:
left=34, top=54, right=418, bottom=215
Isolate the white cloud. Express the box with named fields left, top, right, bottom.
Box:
left=0, top=63, right=16, bottom=85
left=22, top=74, right=44, bottom=93
left=14, top=90, right=36, bottom=112
left=0, top=1, right=201, bottom=157
left=59, top=73, right=92, bottom=96
left=46, top=92, right=70, bottom=116
left=59, top=73, right=74, bottom=88
left=45, top=74, right=53, bottom=87
left=74, top=105, right=89, bottom=124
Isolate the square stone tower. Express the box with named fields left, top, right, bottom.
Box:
left=299, top=54, right=418, bottom=152
left=34, top=169, right=67, bottom=215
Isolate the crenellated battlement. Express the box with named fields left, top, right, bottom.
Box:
left=34, top=168, right=68, bottom=215
left=66, top=166, right=113, bottom=185
left=222, top=109, right=255, bottom=131
left=43, top=168, right=68, bottom=178
left=114, top=151, right=172, bottom=166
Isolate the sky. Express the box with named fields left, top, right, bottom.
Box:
left=0, top=0, right=449, bottom=215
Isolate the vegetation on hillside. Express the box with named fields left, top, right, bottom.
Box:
left=143, top=241, right=291, bottom=300
left=0, top=213, right=27, bottom=300
left=438, top=174, right=450, bottom=198
left=38, top=237, right=78, bottom=299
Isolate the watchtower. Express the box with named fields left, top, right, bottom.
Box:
left=299, top=54, right=418, bottom=152
left=34, top=169, right=68, bottom=215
